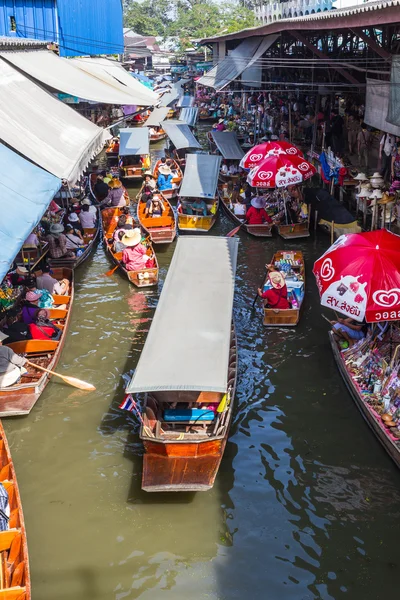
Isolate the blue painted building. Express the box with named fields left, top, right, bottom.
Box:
left=0, top=0, right=123, bottom=57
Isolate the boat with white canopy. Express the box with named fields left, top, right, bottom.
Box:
left=122, top=236, right=239, bottom=492
left=119, top=127, right=150, bottom=181
left=177, top=154, right=221, bottom=232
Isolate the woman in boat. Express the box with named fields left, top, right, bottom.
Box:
left=46, top=224, right=75, bottom=260
left=28, top=309, right=62, bottom=341
left=36, top=265, right=69, bottom=296
left=102, top=178, right=126, bottom=208
left=0, top=331, right=27, bottom=388
left=157, top=165, right=173, bottom=191
left=331, top=316, right=366, bottom=348
left=67, top=212, right=84, bottom=234
left=246, top=197, right=273, bottom=226
left=191, top=198, right=208, bottom=216
left=121, top=229, right=154, bottom=272
left=257, top=266, right=290, bottom=309
left=93, top=172, right=109, bottom=202
left=114, top=231, right=127, bottom=253
left=145, top=196, right=164, bottom=218
left=65, top=224, right=85, bottom=252
left=143, top=171, right=157, bottom=192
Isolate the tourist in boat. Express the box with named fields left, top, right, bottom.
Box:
left=46, top=224, right=75, bottom=260
left=145, top=196, right=164, bottom=218
left=66, top=212, right=84, bottom=235
left=121, top=229, right=154, bottom=271
left=221, top=161, right=229, bottom=176
left=93, top=172, right=109, bottom=202
left=24, top=231, right=40, bottom=247
left=246, top=197, right=273, bottom=225
left=28, top=309, right=62, bottom=341
left=102, top=178, right=127, bottom=208
left=157, top=165, right=173, bottom=191
left=0, top=331, right=27, bottom=388
left=143, top=171, right=156, bottom=191
left=331, top=316, right=366, bottom=348
left=36, top=265, right=70, bottom=296
left=114, top=231, right=126, bottom=253
left=257, top=266, right=290, bottom=309
left=216, top=118, right=226, bottom=132
left=79, top=203, right=97, bottom=229
left=192, top=198, right=208, bottom=216
left=65, top=225, right=85, bottom=252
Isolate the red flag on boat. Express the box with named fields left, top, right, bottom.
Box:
left=240, top=141, right=304, bottom=169
left=246, top=154, right=316, bottom=188
left=313, top=229, right=400, bottom=323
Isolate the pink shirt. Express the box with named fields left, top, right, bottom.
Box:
left=122, top=244, right=148, bottom=271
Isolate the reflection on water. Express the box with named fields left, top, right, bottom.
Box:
left=4, top=134, right=400, bottom=599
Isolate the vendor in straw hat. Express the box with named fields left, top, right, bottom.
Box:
left=101, top=178, right=126, bottom=208
left=257, top=264, right=290, bottom=310
left=121, top=229, right=154, bottom=272
left=246, top=196, right=273, bottom=226
left=157, top=164, right=173, bottom=191
left=0, top=331, right=27, bottom=388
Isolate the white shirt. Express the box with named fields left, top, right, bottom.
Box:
left=228, top=165, right=237, bottom=175
left=380, top=134, right=395, bottom=157
left=221, top=164, right=228, bottom=175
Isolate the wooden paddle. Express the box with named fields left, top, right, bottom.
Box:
left=104, top=264, right=119, bottom=277
left=226, top=220, right=247, bottom=238
left=252, top=270, right=268, bottom=308
left=25, top=360, right=96, bottom=391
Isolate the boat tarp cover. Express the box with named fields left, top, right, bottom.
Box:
left=197, top=35, right=278, bottom=91
left=0, top=51, right=153, bottom=106
left=0, top=143, right=61, bottom=282
left=145, top=106, right=170, bottom=127
left=69, top=56, right=158, bottom=106
left=162, top=121, right=201, bottom=150
left=159, top=79, right=189, bottom=107
left=365, top=77, right=400, bottom=137
left=176, top=95, right=194, bottom=108
left=179, top=107, right=199, bottom=127
left=304, top=188, right=355, bottom=224
left=211, top=131, right=244, bottom=160
left=119, top=127, right=150, bottom=156
left=126, top=236, right=238, bottom=394
left=0, top=60, right=108, bottom=185
left=179, top=154, right=222, bottom=199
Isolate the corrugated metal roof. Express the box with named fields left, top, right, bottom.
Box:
left=0, top=36, right=49, bottom=48
left=200, top=0, right=400, bottom=43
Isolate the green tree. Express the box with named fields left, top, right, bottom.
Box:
left=124, top=0, right=172, bottom=37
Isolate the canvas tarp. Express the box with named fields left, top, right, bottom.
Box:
left=0, top=50, right=153, bottom=106
left=119, top=127, right=149, bottom=156
left=159, top=79, right=189, bottom=107
left=126, top=236, right=238, bottom=394
left=145, top=106, right=170, bottom=127
left=0, top=60, right=108, bottom=185
left=0, top=143, right=61, bottom=282
left=176, top=96, right=194, bottom=108
left=365, top=77, right=400, bottom=137
left=179, top=107, right=199, bottom=127
left=70, top=56, right=158, bottom=106
left=211, top=131, right=244, bottom=160
left=197, top=35, right=278, bottom=91
left=163, top=121, right=201, bottom=150
left=179, top=153, right=222, bottom=199
left=387, top=56, right=400, bottom=128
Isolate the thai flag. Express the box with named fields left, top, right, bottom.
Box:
left=119, top=394, right=134, bottom=412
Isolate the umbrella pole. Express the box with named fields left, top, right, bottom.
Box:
left=289, top=103, right=292, bottom=143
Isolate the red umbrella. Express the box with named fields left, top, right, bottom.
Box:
left=313, top=229, right=400, bottom=323
left=240, top=141, right=304, bottom=169
left=247, top=154, right=316, bottom=188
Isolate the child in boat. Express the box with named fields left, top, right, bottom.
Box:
left=0, top=331, right=27, bottom=388
left=121, top=229, right=154, bottom=271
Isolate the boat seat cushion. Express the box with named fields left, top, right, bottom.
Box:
left=163, top=409, right=215, bottom=422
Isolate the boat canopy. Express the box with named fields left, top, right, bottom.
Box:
left=179, top=154, right=222, bottom=199
left=179, top=107, right=199, bottom=127
left=163, top=121, right=201, bottom=150
left=211, top=131, right=244, bottom=160
left=119, top=128, right=150, bottom=156
left=145, top=107, right=170, bottom=127
left=0, top=59, right=108, bottom=185
left=126, top=236, right=238, bottom=394
left=0, top=143, right=61, bottom=282
left=70, top=57, right=158, bottom=106
left=197, top=35, right=278, bottom=91
left=159, top=79, right=189, bottom=107
left=0, top=51, right=154, bottom=106
left=177, top=96, right=194, bottom=108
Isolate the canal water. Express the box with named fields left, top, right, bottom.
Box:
left=5, top=138, right=400, bottom=600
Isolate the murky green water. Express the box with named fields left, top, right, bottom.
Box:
left=4, top=137, right=400, bottom=600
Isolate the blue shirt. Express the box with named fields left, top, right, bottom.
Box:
left=157, top=173, right=173, bottom=191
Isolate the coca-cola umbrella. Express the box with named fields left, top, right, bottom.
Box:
left=313, top=229, right=400, bottom=323
left=240, top=141, right=304, bottom=169
left=247, top=154, right=316, bottom=189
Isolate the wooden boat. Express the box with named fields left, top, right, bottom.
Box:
left=15, top=242, right=49, bottom=272
left=199, top=114, right=214, bottom=122
left=152, top=159, right=183, bottom=201
left=0, top=421, right=31, bottom=599
left=48, top=209, right=100, bottom=270
left=0, top=267, right=73, bottom=417
left=121, top=236, right=239, bottom=492
left=277, top=214, right=310, bottom=239
left=101, top=207, right=159, bottom=287
left=150, top=129, right=167, bottom=143
left=137, top=193, right=176, bottom=244
left=261, top=251, right=305, bottom=327
left=329, top=332, right=400, bottom=469
left=177, top=195, right=219, bottom=233
left=105, top=139, right=119, bottom=159
left=120, top=158, right=146, bottom=181
left=219, top=189, right=273, bottom=238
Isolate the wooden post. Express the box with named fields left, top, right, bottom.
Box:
left=314, top=209, right=318, bottom=231
left=331, top=221, right=335, bottom=244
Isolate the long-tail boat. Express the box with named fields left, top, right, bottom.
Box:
left=0, top=421, right=30, bottom=598
left=219, top=188, right=273, bottom=238
left=0, top=267, right=73, bottom=417
left=101, top=207, right=159, bottom=287
left=261, top=251, right=305, bottom=327
left=48, top=209, right=100, bottom=270
left=137, top=193, right=176, bottom=244
left=121, top=236, right=239, bottom=491
left=177, top=154, right=221, bottom=233
left=152, top=159, right=182, bottom=201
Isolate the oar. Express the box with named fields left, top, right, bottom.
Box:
left=25, top=360, right=96, bottom=391
left=104, top=264, right=119, bottom=277
left=321, top=313, right=333, bottom=325
left=252, top=270, right=268, bottom=308
left=226, top=220, right=247, bottom=238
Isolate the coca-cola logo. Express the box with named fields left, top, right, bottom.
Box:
left=372, top=288, right=400, bottom=308
left=257, top=170, right=273, bottom=180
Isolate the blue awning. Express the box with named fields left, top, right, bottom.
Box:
left=0, top=144, right=61, bottom=282
left=119, top=127, right=150, bottom=156
left=179, top=107, right=199, bottom=127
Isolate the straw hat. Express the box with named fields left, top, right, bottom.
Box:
left=143, top=170, right=155, bottom=179
left=218, top=118, right=224, bottom=124
left=50, top=223, right=64, bottom=235
left=370, top=189, right=383, bottom=199
left=269, top=270, right=286, bottom=290
left=81, top=197, right=92, bottom=205
left=251, top=197, right=266, bottom=209
left=354, top=172, right=368, bottom=181
left=159, top=165, right=171, bottom=176
left=109, top=178, right=122, bottom=189
left=122, top=228, right=141, bottom=247
left=16, top=266, right=28, bottom=275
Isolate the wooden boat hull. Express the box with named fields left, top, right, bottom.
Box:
left=48, top=211, right=100, bottom=270
left=140, top=324, right=237, bottom=492
left=278, top=222, right=310, bottom=239
left=262, top=251, right=305, bottom=327
left=101, top=208, right=159, bottom=287
left=137, top=193, right=176, bottom=244
left=329, top=332, right=400, bottom=468
left=178, top=195, right=219, bottom=233
left=150, top=132, right=167, bottom=143
left=0, top=422, right=31, bottom=599
left=0, top=268, right=73, bottom=417
left=220, top=195, right=273, bottom=237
